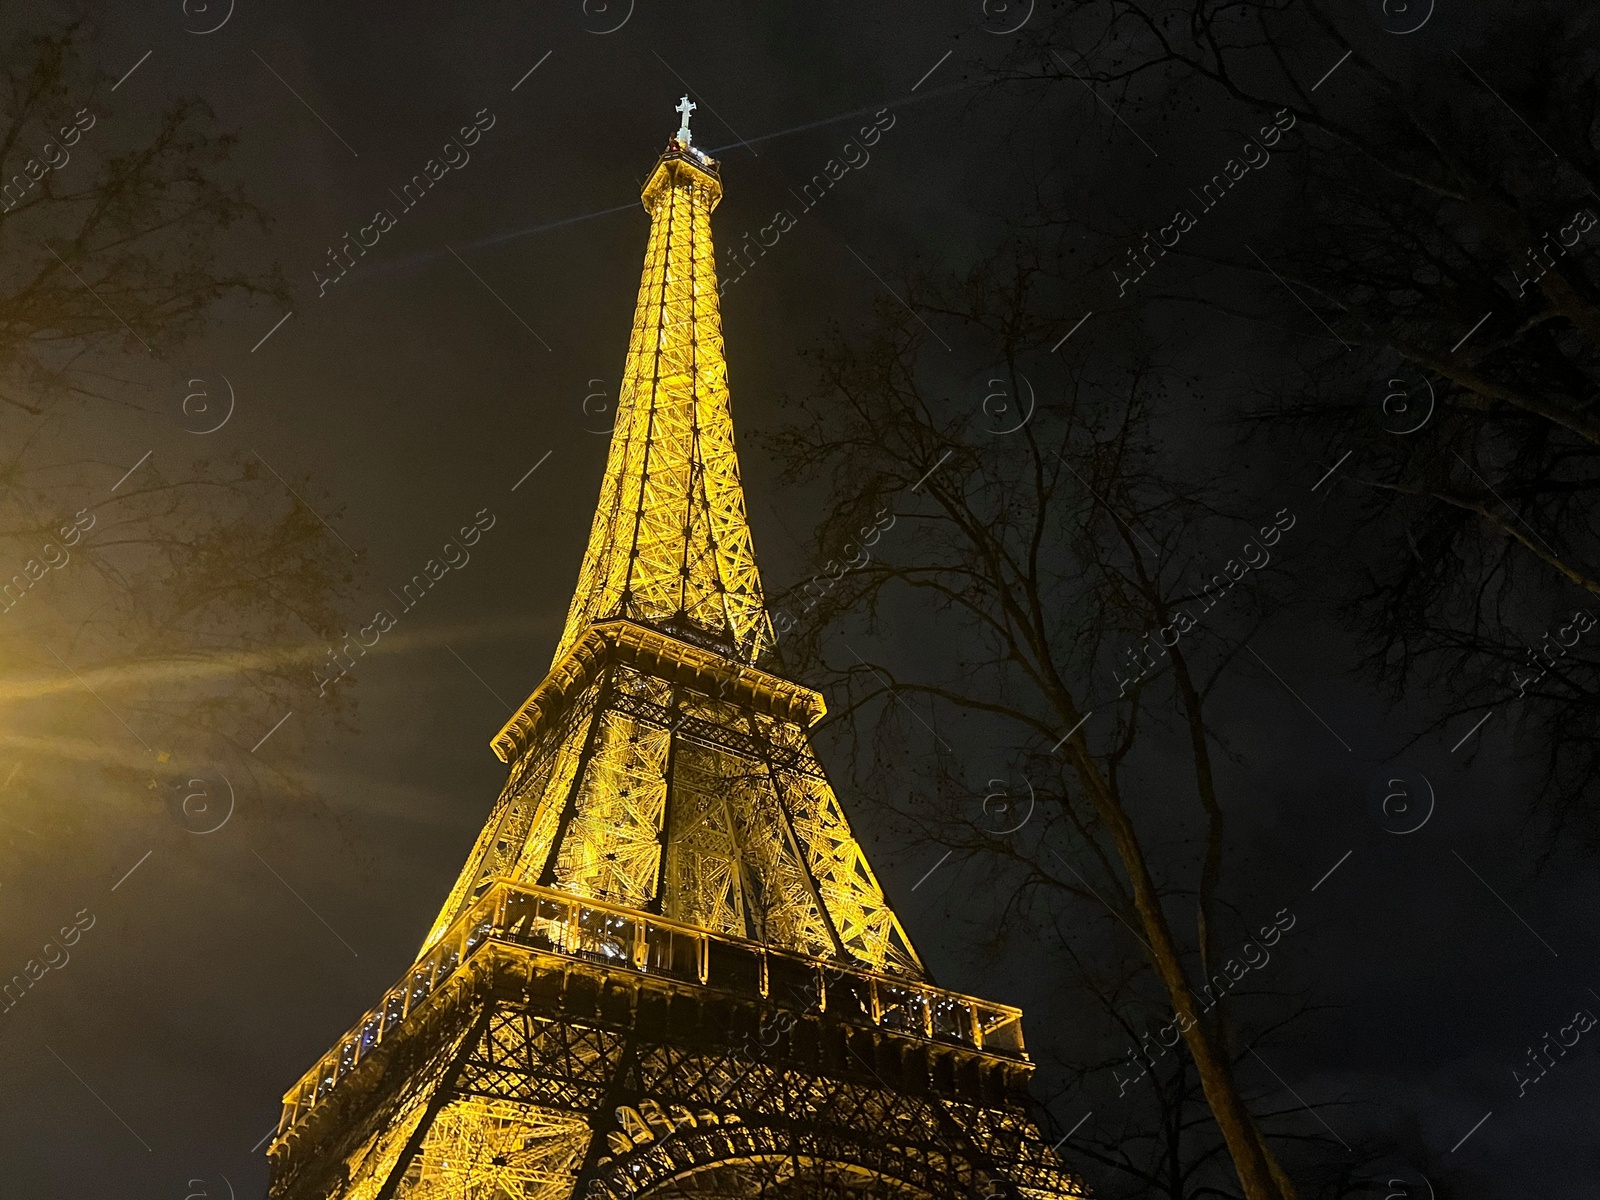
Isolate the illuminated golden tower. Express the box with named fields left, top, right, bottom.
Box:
left=267, top=101, right=1086, bottom=1200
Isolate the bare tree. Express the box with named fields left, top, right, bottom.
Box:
left=0, top=22, right=281, bottom=405
left=992, top=0, right=1600, bottom=842
left=765, top=248, right=1317, bottom=1200
left=0, top=23, right=355, bottom=837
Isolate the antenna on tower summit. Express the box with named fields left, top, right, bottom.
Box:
left=674, top=93, right=696, bottom=145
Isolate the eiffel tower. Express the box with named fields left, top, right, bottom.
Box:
left=266, top=101, right=1088, bottom=1200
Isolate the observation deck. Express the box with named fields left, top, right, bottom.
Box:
left=276, top=879, right=1028, bottom=1141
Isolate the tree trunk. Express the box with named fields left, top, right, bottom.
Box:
left=1060, top=727, right=1297, bottom=1200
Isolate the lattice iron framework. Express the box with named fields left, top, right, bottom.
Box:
left=557, top=137, right=771, bottom=665
left=268, top=110, right=1089, bottom=1200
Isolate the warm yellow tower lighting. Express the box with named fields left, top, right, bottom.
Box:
left=266, top=100, right=1087, bottom=1200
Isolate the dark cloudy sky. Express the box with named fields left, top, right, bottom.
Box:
left=0, top=2, right=1592, bottom=1198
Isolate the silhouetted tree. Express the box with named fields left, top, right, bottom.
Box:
left=994, top=0, right=1600, bottom=843
left=767, top=248, right=1319, bottom=1200
left=0, top=23, right=353, bottom=842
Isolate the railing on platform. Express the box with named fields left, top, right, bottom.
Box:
left=276, top=880, right=1026, bottom=1138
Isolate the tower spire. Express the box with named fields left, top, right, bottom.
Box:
left=553, top=110, right=771, bottom=666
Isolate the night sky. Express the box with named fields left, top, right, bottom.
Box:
left=0, top=2, right=1593, bottom=1198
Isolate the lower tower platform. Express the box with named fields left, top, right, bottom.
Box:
left=268, top=881, right=1084, bottom=1200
